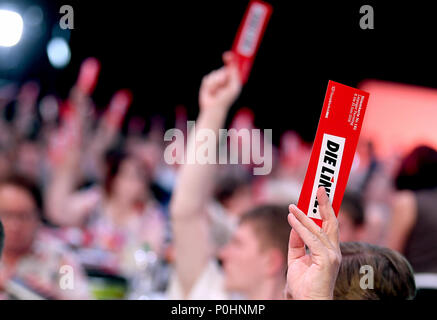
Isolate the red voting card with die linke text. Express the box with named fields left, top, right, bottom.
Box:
left=297, top=81, right=370, bottom=227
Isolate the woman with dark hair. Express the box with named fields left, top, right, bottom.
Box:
left=0, top=174, right=90, bottom=299
left=386, top=145, right=437, bottom=299
left=88, top=149, right=166, bottom=271
left=45, top=146, right=167, bottom=278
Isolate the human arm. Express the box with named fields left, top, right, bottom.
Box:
left=285, top=187, right=342, bottom=300
left=170, top=52, right=242, bottom=297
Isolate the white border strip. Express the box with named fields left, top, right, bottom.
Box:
left=415, top=273, right=437, bottom=289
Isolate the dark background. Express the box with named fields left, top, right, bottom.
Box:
left=1, top=0, right=437, bottom=143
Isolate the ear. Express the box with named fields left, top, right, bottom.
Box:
left=265, top=247, right=285, bottom=277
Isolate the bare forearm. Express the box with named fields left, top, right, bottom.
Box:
left=169, top=54, right=241, bottom=297
left=45, top=145, right=83, bottom=226
left=45, top=168, right=78, bottom=226
left=171, top=107, right=228, bottom=218
left=169, top=108, right=227, bottom=297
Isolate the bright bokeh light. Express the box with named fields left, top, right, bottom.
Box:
left=0, top=9, right=24, bottom=47
left=46, top=37, right=71, bottom=69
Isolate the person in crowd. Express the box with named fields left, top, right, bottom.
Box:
left=42, top=58, right=168, bottom=279
left=286, top=200, right=416, bottom=300
left=45, top=147, right=167, bottom=276
left=0, top=174, right=90, bottom=299
left=168, top=51, right=285, bottom=299
left=334, top=242, right=416, bottom=300
left=1, top=52, right=428, bottom=302
left=168, top=51, right=343, bottom=300
left=386, top=145, right=437, bottom=298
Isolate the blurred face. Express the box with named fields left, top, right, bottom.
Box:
left=0, top=184, right=40, bottom=254
left=112, top=158, right=147, bottom=203
left=219, top=222, right=268, bottom=294
left=338, top=210, right=359, bottom=242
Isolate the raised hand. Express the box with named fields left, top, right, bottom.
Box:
left=285, top=187, right=342, bottom=300
left=198, top=52, right=242, bottom=113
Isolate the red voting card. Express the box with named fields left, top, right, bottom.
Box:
left=77, top=57, right=101, bottom=95
left=104, top=89, right=133, bottom=130
left=297, top=81, right=370, bottom=227
left=232, top=0, right=272, bottom=84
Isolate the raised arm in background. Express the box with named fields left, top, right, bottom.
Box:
left=45, top=85, right=99, bottom=227
left=45, top=58, right=133, bottom=228
left=170, top=52, right=242, bottom=297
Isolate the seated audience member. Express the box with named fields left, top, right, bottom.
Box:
left=334, top=242, right=416, bottom=300
left=219, top=204, right=291, bottom=299
left=386, top=145, right=437, bottom=298
left=338, top=193, right=366, bottom=242
left=42, top=59, right=168, bottom=279
left=0, top=174, right=90, bottom=299
left=46, top=148, right=167, bottom=277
